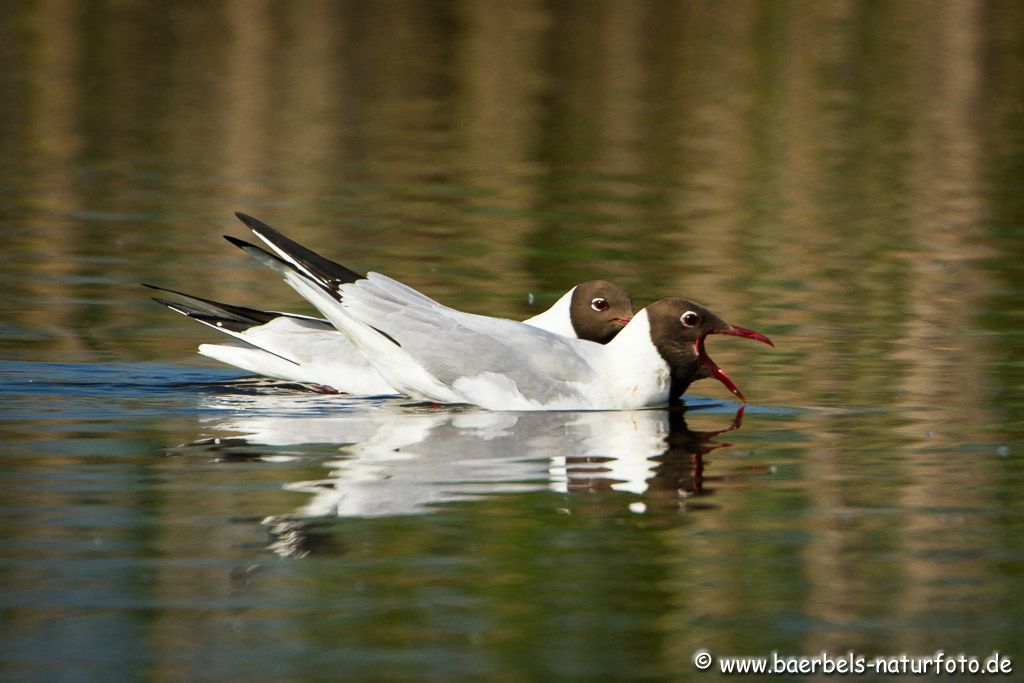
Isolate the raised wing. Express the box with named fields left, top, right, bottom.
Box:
left=234, top=212, right=363, bottom=294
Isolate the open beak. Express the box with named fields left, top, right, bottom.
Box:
left=696, top=325, right=773, bottom=403
left=721, top=325, right=774, bottom=348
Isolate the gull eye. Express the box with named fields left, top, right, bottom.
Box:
left=591, top=297, right=609, bottom=312
left=680, top=311, right=699, bottom=327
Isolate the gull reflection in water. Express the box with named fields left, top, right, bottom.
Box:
left=190, top=389, right=743, bottom=557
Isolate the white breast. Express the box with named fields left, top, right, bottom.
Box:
left=587, top=310, right=672, bottom=409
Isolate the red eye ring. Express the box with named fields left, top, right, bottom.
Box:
left=591, top=298, right=610, bottom=312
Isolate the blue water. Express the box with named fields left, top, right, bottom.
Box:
left=3, top=359, right=1022, bottom=680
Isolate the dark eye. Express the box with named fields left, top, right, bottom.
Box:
left=681, top=311, right=699, bottom=327
left=591, top=297, right=609, bottom=312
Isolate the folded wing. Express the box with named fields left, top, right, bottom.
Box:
left=338, top=273, right=600, bottom=407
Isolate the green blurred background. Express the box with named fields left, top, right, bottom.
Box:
left=2, top=2, right=1024, bottom=681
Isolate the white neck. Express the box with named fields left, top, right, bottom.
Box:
left=588, top=309, right=672, bottom=408
left=522, top=286, right=577, bottom=338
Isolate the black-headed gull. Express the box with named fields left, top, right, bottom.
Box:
left=240, top=214, right=774, bottom=410
left=149, top=216, right=633, bottom=395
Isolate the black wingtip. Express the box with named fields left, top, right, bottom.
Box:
left=143, top=283, right=194, bottom=300
left=234, top=211, right=292, bottom=247
left=151, top=296, right=185, bottom=311
left=146, top=284, right=282, bottom=328
left=224, top=234, right=293, bottom=273
left=224, top=234, right=266, bottom=252
left=234, top=211, right=271, bottom=234
left=150, top=296, right=264, bottom=333
left=231, top=211, right=364, bottom=295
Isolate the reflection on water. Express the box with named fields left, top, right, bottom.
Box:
left=1, top=362, right=1022, bottom=680
left=2, top=0, right=1024, bottom=680
left=183, top=397, right=745, bottom=556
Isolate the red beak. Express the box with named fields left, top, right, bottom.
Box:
left=611, top=316, right=633, bottom=326
left=696, top=325, right=773, bottom=403
left=721, top=325, right=774, bottom=348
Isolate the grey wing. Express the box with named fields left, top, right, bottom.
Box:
left=341, top=274, right=599, bottom=403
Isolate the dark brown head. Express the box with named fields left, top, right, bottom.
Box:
left=645, top=298, right=773, bottom=403
left=569, top=280, right=634, bottom=344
